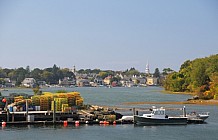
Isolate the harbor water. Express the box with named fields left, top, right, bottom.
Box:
left=0, top=87, right=218, bottom=140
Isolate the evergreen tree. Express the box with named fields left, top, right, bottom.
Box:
left=153, top=68, right=160, bottom=78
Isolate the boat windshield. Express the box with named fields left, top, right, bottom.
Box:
left=152, top=110, right=165, bottom=115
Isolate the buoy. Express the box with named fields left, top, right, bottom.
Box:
left=2, top=98, right=6, bottom=103
left=85, top=121, right=89, bottom=124
left=113, top=121, right=116, bottom=124
left=75, top=121, right=80, bottom=126
left=2, top=122, right=6, bottom=126
left=63, top=121, right=68, bottom=126
left=99, top=121, right=104, bottom=124
left=104, top=121, right=109, bottom=124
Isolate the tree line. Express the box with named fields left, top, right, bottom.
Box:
left=164, top=54, right=218, bottom=99
left=0, top=65, right=75, bottom=86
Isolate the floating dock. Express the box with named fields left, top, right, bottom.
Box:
left=1, top=120, right=134, bottom=127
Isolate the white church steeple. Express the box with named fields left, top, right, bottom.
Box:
left=145, top=61, right=150, bottom=74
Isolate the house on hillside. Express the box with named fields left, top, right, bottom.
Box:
left=21, top=78, right=36, bottom=88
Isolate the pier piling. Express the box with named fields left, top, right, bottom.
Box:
left=52, top=101, right=56, bottom=123
left=133, top=108, right=135, bottom=123
left=26, top=99, right=29, bottom=122
left=183, top=106, right=186, bottom=117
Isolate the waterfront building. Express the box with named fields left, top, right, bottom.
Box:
left=146, top=77, right=158, bottom=86
left=37, top=81, right=47, bottom=87
left=93, top=76, right=104, bottom=86
left=59, top=77, right=76, bottom=87
left=3, top=78, right=15, bottom=87
left=76, top=79, right=90, bottom=87
left=103, top=75, right=112, bottom=85
left=125, top=81, right=135, bottom=87
left=21, top=78, right=36, bottom=88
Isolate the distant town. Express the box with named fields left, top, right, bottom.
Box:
left=0, top=64, right=174, bottom=88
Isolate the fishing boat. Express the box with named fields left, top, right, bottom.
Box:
left=133, top=106, right=187, bottom=125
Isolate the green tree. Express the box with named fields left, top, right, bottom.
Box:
left=0, top=78, right=5, bottom=85
left=0, top=68, right=7, bottom=78
left=42, top=71, right=53, bottom=84
left=99, top=71, right=109, bottom=79
left=30, top=68, right=42, bottom=81
left=25, top=66, right=30, bottom=77
left=92, top=69, right=101, bottom=74
left=164, top=54, right=218, bottom=99
left=125, top=68, right=140, bottom=76
left=162, top=68, right=174, bottom=76
left=153, top=68, right=160, bottom=78
left=8, top=71, right=16, bottom=81
left=191, top=59, right=209, bottom=90
left=77, top=69, right=85, bottom=74
left=61, top=68, right=75, bottom=79
left=15, top=67, right=28, bottom=86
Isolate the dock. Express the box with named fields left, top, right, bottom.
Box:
left=1, top=118, right=206, bottom=127
left=0, top=105, right=208, bottom=127
left=1, top=120, right=133, bottom=127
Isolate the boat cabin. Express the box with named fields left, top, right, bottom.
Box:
left=142, top=107, right=168, bottom=119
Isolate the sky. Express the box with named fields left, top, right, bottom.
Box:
left=0, top=0, right=217, bottom=72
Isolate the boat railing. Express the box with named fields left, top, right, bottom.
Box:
left=199, top=112, right=210, bottom=116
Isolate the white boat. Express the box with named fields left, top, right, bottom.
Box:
left=119, top=116, right=134, bottom=121
left=186, top=112, right=209, bottom=123
left=198, top=112, right=210, bottom=120
left=134, top=107, right=187, bottom=125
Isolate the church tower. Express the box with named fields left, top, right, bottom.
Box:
left=145, top=61, right=150, bottom=75
left=72, top=65, right=76, bottom=75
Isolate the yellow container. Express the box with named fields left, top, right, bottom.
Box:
left=62, top=104, right=68, bottom=112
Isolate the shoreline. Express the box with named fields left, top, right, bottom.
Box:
left=122, top=99, right=218, bottom=106
left=161, top=90, right=195, bottom=95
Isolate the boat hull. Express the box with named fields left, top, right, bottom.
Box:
left=134, top=116, right=187, bottom=125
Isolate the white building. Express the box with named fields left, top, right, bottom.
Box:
left=21, top=78, right=36, bottom=88
left=146, top=77, right=158, bottom=86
